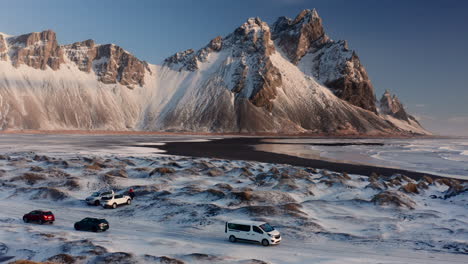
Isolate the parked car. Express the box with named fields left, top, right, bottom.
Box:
left=101, top=194, right=132, bottom=209
left=74, top=217, right=109, bottom=232
left=225, top=220, right=281, bottom=246
left=85, top=190, right=114, bottom=206
left=23, top=210, right=55, bottom=224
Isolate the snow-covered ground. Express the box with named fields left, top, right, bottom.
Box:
left=258, top=138, right=468, bottom=180
left=0, top=135, right=466, bottom=263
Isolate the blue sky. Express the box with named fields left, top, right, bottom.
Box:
left=1, top=0, right=467, bottom=135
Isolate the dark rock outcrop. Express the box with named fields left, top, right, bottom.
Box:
left=93, top=44, right=147, bottom=87
left=272, top=9, right=329, bottom=64
left=163, top=36, right=224, bottom=72
left=0, top=34, right=7, bottom=61
left=64, top=39, right=97, bottom=72
left=379, top=90, right=419, bottom=123
left=1, top=29, right=148, bottom=88
left=319, top=44, right=377, bottom=113
left=7, top=30, right=64, bottom=70
left=164, top=17, right=282, bottom=111
left=229, top=18, right=281, bottom=110
left=272, top=9, right=377, bottom=113
left=64, top=41, right=149, bottom=87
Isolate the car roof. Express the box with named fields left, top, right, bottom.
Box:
left=227, top=219, right=267, bottom=226
left=83, top=217, right=106, bottom=221
left=31, top=210, right=51, bottom=213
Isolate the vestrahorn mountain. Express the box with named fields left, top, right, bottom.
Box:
left=0, top=9, right=427, bottom=135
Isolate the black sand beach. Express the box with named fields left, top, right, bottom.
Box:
left=153, top=137, right=459, bottom=181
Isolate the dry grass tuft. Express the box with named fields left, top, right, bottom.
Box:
left=85, top=163, right=104, bottom=171
left=9, top=261, right=55, bottom=264
left=371, top=190, right=416, bottom=209
left=11, top=173, right=46, bottom=185
left=207, top=168, right=224, bottom=177
left=401, top=183, right=419, bottom=194
left=150, top=167, right=175, bottom=176
left=422, top=175, right=434, bottom=185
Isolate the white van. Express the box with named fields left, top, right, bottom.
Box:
left=225, top=220, right=281, bottom=246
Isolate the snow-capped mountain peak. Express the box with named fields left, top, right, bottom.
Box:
left=0, top=10, right=428, bottom=135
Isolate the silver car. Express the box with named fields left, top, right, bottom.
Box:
left=85, top=190, right=114, bottom=206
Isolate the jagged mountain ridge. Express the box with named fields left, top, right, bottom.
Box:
left=0, top=9, right=428, bottom=134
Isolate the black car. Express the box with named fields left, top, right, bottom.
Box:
left=74, top=217, right=109, bottom=232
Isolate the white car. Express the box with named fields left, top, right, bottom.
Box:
left=101, top=194, right=132, bottom=209
left=225, top=220, right=281, bottom=246
left=85, top=190, right=114, bottom=206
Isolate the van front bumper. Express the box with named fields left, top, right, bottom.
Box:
left=270, top=236, right=281, bottom=245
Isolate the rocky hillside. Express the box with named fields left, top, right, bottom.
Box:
left=0, top=9, right=428, bottom=135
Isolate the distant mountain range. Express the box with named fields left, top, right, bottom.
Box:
left=0, top=9, right=428, bottom=135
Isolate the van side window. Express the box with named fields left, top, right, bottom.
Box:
left=228, top=223, right=250, bottom=232
left=239, top=225, right=250, bottom=232
left=253, top=226, right=263, bottom=234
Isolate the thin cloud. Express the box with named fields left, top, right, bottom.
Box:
left=447, top=116, right=468, bottom=124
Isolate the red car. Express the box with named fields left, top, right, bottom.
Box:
left=23, top=210, right=55, bottom=224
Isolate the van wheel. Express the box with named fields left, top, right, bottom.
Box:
left=127, top=199, right=132, bottom=205
left=112, top=203, right=117, bottom=209
left=229, top=235, right=236, bottom=243
left=94, top=200, right=100, bottom=206
left=261, top=239, right=269, bottom=246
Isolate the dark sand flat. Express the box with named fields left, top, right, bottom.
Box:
left=154, top=137, right=463, bottom=181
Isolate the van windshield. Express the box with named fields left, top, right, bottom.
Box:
left=260, top=223, right=274, bottom=232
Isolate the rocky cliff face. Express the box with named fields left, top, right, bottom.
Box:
left=380, top=90, right=417, bottom=122
left=272, top=9, right=329, bottom=64
left=64, top=39, right=97, bottom=72
left=64, top=40, right=149, bottom=88
left=164, top=18, right=282, bottom=111
left=94, top=44, right=148, bottom=87
left=0, top=34, right=7, bottom=61
left=1, top=30, right=148, bottom=88
left=7, top=30, right=64, bottom=70
left=273, top=9, right=377, bottom=113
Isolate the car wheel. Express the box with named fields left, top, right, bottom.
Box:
left=229, top=235, right=236, bottom=243
left=39, top=219, right=44, bottom=225
left=261, top=239, right=269, bottom=246
left=94, top=200, right=100, bottom=206
left=23, top=217, right=28, bottom=223
left=74, top=223, right=80, bottom=230
left=127, top=199, right=132, bottom=205
left=112, top=203, right=117, bottom=209
left=92, top=227, right=98, bottom=232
